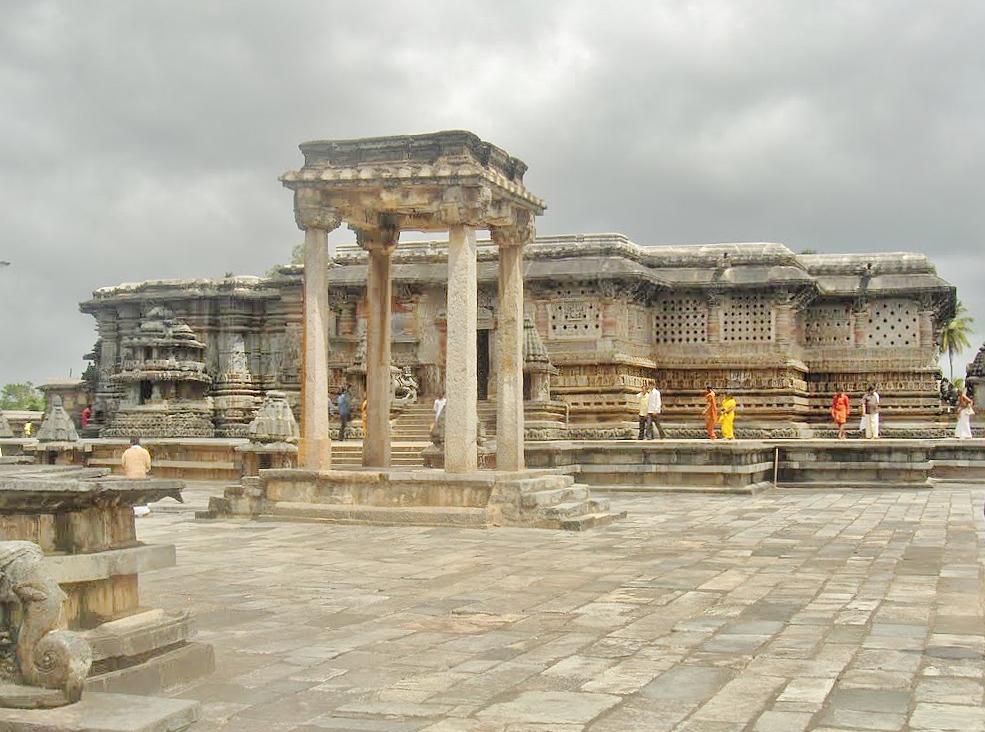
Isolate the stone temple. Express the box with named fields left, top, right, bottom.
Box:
left=81, top=240, right=955, bottom=441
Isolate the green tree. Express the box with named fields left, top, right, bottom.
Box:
left=265, top=243, right=305, bottom=277
left=0, top=381, right=45, bottom=411
left=939, top=300, right=976, bottom=381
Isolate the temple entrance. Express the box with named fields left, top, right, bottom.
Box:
left=477, top=329, right=490, bottom=401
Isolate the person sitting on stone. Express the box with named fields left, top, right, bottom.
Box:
left=122, top=436, right=152, bottom=516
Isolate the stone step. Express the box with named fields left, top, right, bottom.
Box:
left=560, top=509, right=627, bottom=531
left=520, top=484, right=590, bottom=508
left=513, top=474, right=576, bottom=493
left=538, top=500, right=604, bottom=520
left=265, top=501, right=491, bottom=528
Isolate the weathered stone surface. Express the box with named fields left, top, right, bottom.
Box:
left=0, top=692, right=200, bottom=731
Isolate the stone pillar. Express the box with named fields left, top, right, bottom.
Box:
left=294, top=191, right=340, bottom=471
left=492, top=226, right=528, bottom=472
left=445, top=224, right=478, bottom=473
left=358, top=228, right=398, bottom=468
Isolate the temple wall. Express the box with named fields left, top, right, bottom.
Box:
left=80, top=237, right=956, bottom=438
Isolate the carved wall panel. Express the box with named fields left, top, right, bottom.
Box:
left=653, top=296, right=707, bottom=345
left=722, top=293, right=774, bottom=343
left=866, top=298, right=919, bottom=348
left=805, top=303, right=854, bottom=346
left=548, top=298, right=603, bottom=339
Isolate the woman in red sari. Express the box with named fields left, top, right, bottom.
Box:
left=831, top=387, right=850, bottom=439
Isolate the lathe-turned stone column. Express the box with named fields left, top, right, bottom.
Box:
left=491, top=225, right=530, bottom=472
left=358, top=227, right=398, bottom=468
left=445, top=224, right=478, bottom=473
left=296, top=192, right=340, bottom=470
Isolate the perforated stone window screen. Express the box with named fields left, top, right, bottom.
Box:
left=548, top=286, right=602, bottom=338
left=866, top=298, right=918, bottom=347
left=653, top=296, right=707, bottom=344
left=722, top=293, right=774, bottom=342
left=805, top=303, right=853, bottom=346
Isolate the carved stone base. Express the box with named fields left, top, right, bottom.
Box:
left=0, top=691, right=199, bottom=731
left=0, top=682, right=72, bottom=709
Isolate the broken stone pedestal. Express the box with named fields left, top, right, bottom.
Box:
left=0, top=465, right=214, bottom=695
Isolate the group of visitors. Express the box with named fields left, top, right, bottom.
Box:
left=636, top=383, right=736, bottom=440
left=831, top=383, right=976, bottom=439
left=830, top=384, right=882, bottom=439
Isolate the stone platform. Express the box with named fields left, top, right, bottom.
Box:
left=204, top=467, right=625, bottom=530
left=0, top=692, right=199, bottom=732
left=525, top=438, right=985, bottom=492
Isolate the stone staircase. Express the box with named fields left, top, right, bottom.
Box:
left=329, top=441, right=427, bottom=468
left=391, top=402, right=436, bottom=442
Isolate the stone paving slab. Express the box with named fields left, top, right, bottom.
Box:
left=134, top=481, right=985, bottom=731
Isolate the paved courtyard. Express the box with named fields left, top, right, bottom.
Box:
left=138, top=481, right=985, bottom=732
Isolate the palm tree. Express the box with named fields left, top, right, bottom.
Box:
left=939, top=300, right=975, bottom=381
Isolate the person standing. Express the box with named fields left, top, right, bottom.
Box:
left=336, top=388, right=350, bottom=441
left=719, top=391, right=737, bottom=440
left=955, top=390, right=975, bottom=439
left=862, top=385, right=880, bottom=439
left=647, top=381, right=664, bottom=439
left=80, top=405, right=91, bottom=429
left=361, top=397, right=368, bottom=436
left=702, top=386, right=718, bottom=440
left=636, top=386, right=649, bottom=440
left=433, top=392, right=446, bottom=422
left=831, top=387, right=850, bottom=440
left=122, top=436, right=152, bottom=516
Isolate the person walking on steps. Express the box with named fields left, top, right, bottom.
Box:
left=647, top=381, right=664, bottom=439
left=831, top=386, right=850, bottom=440
left=336, top=388, right=350, bottom=441
left=637, top=386, right=649, bottom=440
left=703, top=386, right=718, bottom=440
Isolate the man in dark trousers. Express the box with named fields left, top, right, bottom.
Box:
left=337, top=388, right=351, bottom=441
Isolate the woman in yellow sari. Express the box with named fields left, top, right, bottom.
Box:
left=719, top=391, right=737, bottom=440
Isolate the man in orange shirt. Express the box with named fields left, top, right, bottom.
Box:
left=122, top=437, right=152, bottom=516
left=702, top=386, right=718, bottom=439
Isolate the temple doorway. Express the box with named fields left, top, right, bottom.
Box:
left=477, top=329, right=490, bottom=401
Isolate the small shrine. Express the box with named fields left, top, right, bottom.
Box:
left=26, top=395, right=86, bottom=465
left=522, top=314, right=567, bottom=440
left=102, top=306, right=214, bottom=438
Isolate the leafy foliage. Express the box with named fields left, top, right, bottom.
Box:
left=0, top=381, right=44, bottom=411
left=939, top=301, right=975, bottom=380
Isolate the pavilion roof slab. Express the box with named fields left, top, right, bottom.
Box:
left=281, top=131, right=545, bottom=229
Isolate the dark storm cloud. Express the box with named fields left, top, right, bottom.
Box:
left=1, top=0, right=982, bottom=383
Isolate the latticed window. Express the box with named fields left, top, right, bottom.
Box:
left=721, top=293, right=774, bottom=342
left=547, top=286, right=603, bottom=339
left=805, top=303, right=853, bottom=346
left=653, top=296, right=707, bottom=344
left=866, top=298, right=918, bottom=347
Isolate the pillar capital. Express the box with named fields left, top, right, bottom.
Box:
left=293, top=189, right=342, bottom=232
left=490, top=216, right=536, bottom=248
left=353, top=220, right=400, bottom=254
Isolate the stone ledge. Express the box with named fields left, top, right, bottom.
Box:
left=43, top=544, right=176, bottom=584
left=265, top=501, right=492, bottom=527
left=84, top=643, right=215, bottom=697
left=0, top=692, right=200, bottom=732
left=84, top=609, right=194, bottom=664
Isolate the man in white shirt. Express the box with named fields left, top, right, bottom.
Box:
left=647, top=382, right=664, bottom=439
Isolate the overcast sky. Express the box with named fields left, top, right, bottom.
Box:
left=1, top=0, right=982, bottom=386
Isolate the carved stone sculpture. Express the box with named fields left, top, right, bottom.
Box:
left=392, top=367, right=419, bottom=408
left=0, top=541, right=92, bottom=707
